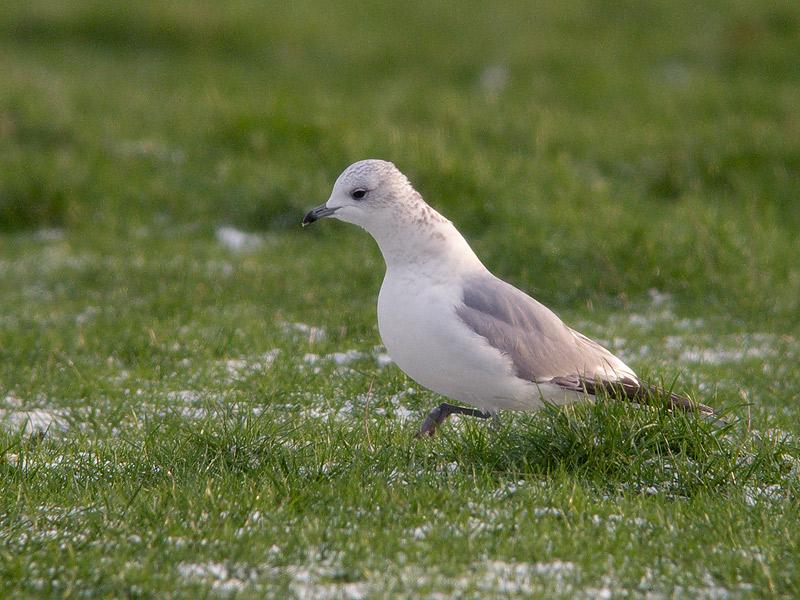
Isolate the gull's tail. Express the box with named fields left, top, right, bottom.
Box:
left=550, top=375, right=724, bottom=424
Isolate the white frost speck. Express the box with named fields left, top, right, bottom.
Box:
left=301, top=349, right=370, bottom=368
left=281, top=322, right=327, bottom=344
left=177, top=560, right=369, bottom=599
left=583, top=588, right=613, bottom=600
left=75, top=305, right=99, bottom=324
left=177, top=562, right=252, bottom=594
left=479, top=64, right=508, bottom=98
left=678, top=346, right=774, bottom=365
left=743, top=484, right=784, bottom=506
left=216, top=226, right=263, bottom=252
left=481, top=560, right=576, bottom=594
left=385, top=389, right=417, bottom=422
left=167, top=390, right=202, bottom=404
left=329, top=350, right=366, bottom=365
left=221, top=349, right=279, bottom=380
left=34, top=228, right=66, bottom=241
left=412, top=525, right=430, bottom=540
left=392, top=406, right=416, bottom=423
left=375, top=352, right=393, bottom=367
left=0, top=408, right=69, bottom=434
left=648, top=288, right=672, bottom=306
left=2, top=394, right=23, bottom=408
left=291, top=581, right=368, bottom=600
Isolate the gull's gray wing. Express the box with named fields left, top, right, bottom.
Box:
left=455, top=272, right=633, bottom=384
left=456, top=273, right=716, bottom=416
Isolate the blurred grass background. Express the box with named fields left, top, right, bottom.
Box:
left=1, top=0, right=798, bottom=321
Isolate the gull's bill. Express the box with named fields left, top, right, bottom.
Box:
left=302, top=204, right=339, bottom=226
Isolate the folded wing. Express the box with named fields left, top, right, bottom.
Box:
left=456, top=273, right=714, bottom=415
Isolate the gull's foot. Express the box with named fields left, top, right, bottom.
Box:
left=417, top=402, right=492, bottom=437
left=418, top=404, right=447, bottom=437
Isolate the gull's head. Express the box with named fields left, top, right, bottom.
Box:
left=302, top=160, right=423, bottom=233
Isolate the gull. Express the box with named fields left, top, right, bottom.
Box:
left=303, top=160, right=715, bottom=436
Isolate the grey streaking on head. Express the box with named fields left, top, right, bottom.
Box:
left=303, top=159, right=717, bottom=436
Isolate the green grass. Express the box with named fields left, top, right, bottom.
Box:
left=1, top=0, right=799, bottom=597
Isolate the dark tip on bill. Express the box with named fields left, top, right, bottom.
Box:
left=302, top=204, right=338, bottom=227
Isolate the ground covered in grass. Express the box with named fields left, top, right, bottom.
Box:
left=1, top=1, right=799, bottom=597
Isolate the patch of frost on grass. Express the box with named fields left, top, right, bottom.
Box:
left=647, top=288, right=672, bottom=306
left=281, top=321, right=327, bottom=344
left=298, top=387, right=420, bottom=425
left=302, top=347, right=393, bottom=370
left=590, top=514, right=651, bottom=533
left=0, top=407, right=70, bottom=434
left=491, top=479, right=527, bottom=499
left=480, top=560, right=577, bottom=594
left=218, top=349, right=280, bottom=380
left=743, top=484, right=785, bottom=506
left=215, top=226, right=263, bottom=252
left=177, top=559, right=368, bottom=598
left=479, top=64, right=508, bottom=98
left=329, top=349, right=367, bottom=365
left=672, top=334, right=778, bottom=365
left=34, top=228, right=66, bottom=241
left=166, top=390, right=203, bottom=404
left=177, top=562, right=251, bottom=594
left=375, top=351, right=393, bottom=367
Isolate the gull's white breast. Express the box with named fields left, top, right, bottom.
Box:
left=377, top=269, right=541, bottom=412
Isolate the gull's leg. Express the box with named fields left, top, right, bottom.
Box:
left=490, top=413, right=502, bottom=430
left=418, top=402, right=492, bottom=437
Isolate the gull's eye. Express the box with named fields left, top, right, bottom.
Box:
left=351, top=188, right=367, bottom=200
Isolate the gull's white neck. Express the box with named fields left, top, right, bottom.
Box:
left=365, top=203, right=486, bottom=280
